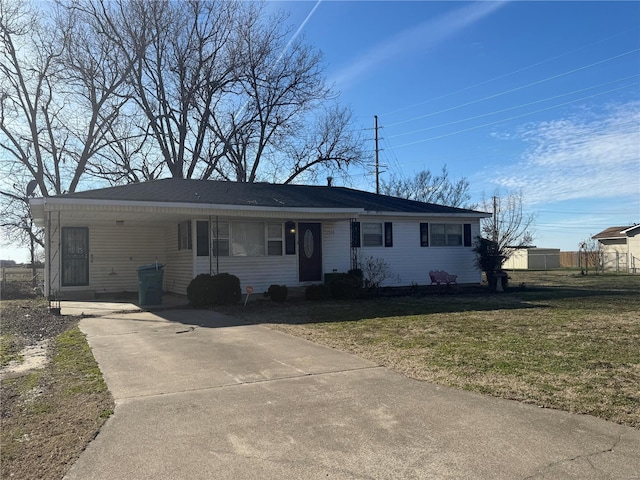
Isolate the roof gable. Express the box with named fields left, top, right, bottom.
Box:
left=42, top=179, right=486, bottom=216
left=592, top=226, right=634, bottom=240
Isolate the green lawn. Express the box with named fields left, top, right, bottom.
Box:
left=232, top=270, right=640, bottom=428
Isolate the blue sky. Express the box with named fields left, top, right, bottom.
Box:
left=273, top=0, right=640, bottom=251
left=1, top=0, right=638, bottom=262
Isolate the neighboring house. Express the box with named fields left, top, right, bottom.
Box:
left=29, top=179, right=491, bottom=299
left=592, top=225, right=640, bottom=273
left=503, top=247, right=560, bottom=270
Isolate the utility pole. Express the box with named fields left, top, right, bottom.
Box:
left=492, top=195, right=498, bottom=243
left=374, top=115, right=379, bottom=194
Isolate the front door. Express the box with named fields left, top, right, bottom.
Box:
left=62, top=227, right=89, bottom=286
left=298, top=222, right=322, bottom=282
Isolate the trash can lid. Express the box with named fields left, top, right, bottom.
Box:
left=137, top=263, right=164, bottom=271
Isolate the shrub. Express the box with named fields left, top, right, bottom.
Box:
left=187, top=274, right=215, bottom=306
left=305, top=284, right=329, bottom=301
left=347, top=268, right=363, bottom=287
left=361, top=256, right=398, bottom=290
left=187, top=273, right=241, bottom=306
left=326, top=272, right=361, bottom=299
left=267, top=284, right=288, bottom=303
left=210, top=273, right=241, bottom=305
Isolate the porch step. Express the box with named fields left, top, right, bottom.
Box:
left=59, top=290, right=96, bottom=301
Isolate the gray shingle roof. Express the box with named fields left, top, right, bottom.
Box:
left=592, top=226, right=634, bottom=240
left=52, top=179, right=483, bottom=215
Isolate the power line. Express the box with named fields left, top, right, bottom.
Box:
left=381, top=27, right=640, bottom=118
left=389, top=82, right=639, bottom=149
left=388, top=75, right=640, bottom=139
left=384, top=48, right=639, bottom=129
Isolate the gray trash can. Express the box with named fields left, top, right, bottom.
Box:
left=137, top=264, right=164, bottom=306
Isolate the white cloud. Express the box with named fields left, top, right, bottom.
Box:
left=489, top=101, right=640, bottom=206
left=333, top=1, right=509, bottom=90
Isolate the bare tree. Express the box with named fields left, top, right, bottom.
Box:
left=1, top=0, right=65, bottom=198
left=1, top=0, right=66, bottom=266
left=481, top=190, right=535, bottom=264
left=1, top=0, right=138, bottom=259
left=380, top=165, right=474, bottom=208
left=207, top=9, right=364, bottom=183
left=280, top=105, right=365, bottom=185
left=69, top=0, right=241, bottom=180
left=578, top=238, right=603, bottom=275
left=0, top=181, right=43, bottom=285
left=70, top=0, right=363, bottom=183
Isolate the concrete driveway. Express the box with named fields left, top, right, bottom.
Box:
left=65, top=308, right=640, bottom=480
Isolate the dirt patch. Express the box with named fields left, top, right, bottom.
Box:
left=1, top=299, right=114, bottom=480
left=0, top=339, right=51, bottom=380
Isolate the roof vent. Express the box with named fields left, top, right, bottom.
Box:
left=327, top=176, right=333, bottom=187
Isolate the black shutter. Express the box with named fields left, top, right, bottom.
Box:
left=420, top=223, right=429, bottom=247
left=351, top=222, right=361, bottom=248
left=285, top=221, right=296, bottom=255
left=384, top=222, right=393, bottom=247
left=463, top=224, right=472, bottom=247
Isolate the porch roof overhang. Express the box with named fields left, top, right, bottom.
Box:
left=30, top=197, right=491, bottom=227
left=29, top=197, right=364, bottom=226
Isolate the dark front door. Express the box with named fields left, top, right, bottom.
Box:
left=62, top=227, right=89, bottom=286
left=298, top=222, right=322, bottom=282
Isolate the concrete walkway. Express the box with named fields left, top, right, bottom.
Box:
left=65, top=308, right=640, bottom=480
left=60, top=294, right=188, bottom=317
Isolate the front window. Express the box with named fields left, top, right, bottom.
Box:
left=267, top=223, right=283, bottom=256
left=232, top=222, right=264, bottom=256
left=196, top=221, right=286, bottom=257
left=212, top=221, right=230, bottom=256
left=362, top=223, right=383, bottom=247
left=431, top=224, right=463, bottom=247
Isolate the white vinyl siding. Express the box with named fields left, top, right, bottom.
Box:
left=195, top=255, right=298, bottom=294
left=323, top=221, right=351, bottom=275
left=42, top=212, right=484, bottom=297
left=87, top=224, right=167, bottom=294
left=352, top=217, right=482, bottom=286
left=165, top=222, right=194, bottom=295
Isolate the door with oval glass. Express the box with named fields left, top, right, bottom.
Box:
left=298, top=222, right=322, bottom=282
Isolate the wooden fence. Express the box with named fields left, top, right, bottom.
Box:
left=560, top=252, right=579, bottom=268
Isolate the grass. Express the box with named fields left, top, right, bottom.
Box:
left=230, top=270, right=640, bottom=428
left=0, top=333, right=23, bottom=367
left=1, top=300, right=114, bottom=480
